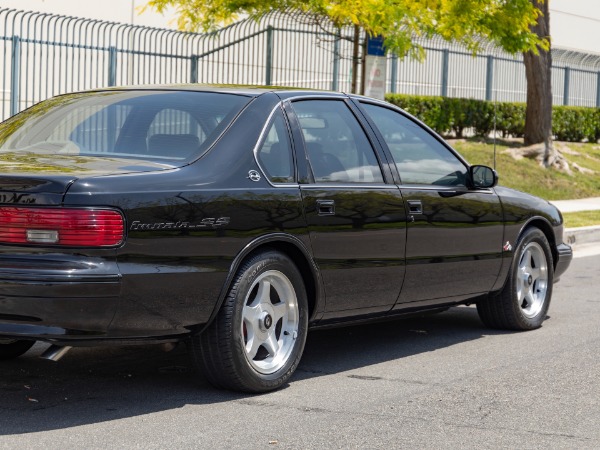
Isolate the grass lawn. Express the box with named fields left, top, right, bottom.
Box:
left=562, top=210, right=600, bottom=228
left=450, top=138, right=600, bottom=201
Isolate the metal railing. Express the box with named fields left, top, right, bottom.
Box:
left=1, top=8, right=600, bottom=121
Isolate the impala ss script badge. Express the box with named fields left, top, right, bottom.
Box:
left=130, top=217, right=230, bottom=231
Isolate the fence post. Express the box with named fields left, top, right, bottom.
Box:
left=441, top=49, right=449, bottom=97
left=190, top=56, right=199, bottom=83
left=108, top=47, right=117, bottom=87
left=563, top=67, right=570, bottom=106
left=485, top=55, right=494, bottom=101
left=10, top=36, right=21, bottom=116
left=390, top=54, right=398, bottom=94
left=597, top=72, right=600, bottom=108
left=265, top=26, right=274, bottom=86
left=332, top=34, right=340, bottom=91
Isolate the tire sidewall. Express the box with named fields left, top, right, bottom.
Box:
left=509, top=228, right=554, bottom=329
left=229, top=251, right=308, bottom=391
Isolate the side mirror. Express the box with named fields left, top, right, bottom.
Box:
left=470, top=165, right=498, bottom=189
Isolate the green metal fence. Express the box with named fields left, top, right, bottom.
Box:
left=1, top=7, right=599, bottom=121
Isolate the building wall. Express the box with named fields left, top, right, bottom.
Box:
left=551, top=0, right=600, bottom=55
left=0, top=0, right=177, bottom=29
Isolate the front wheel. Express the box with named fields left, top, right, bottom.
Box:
left=0, top=339, right=35, bottom=360
left=477, top=227, right=553, bottom=330
left=190, top=249, right=308, bottom=393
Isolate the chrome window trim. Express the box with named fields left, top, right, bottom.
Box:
left=282, top=94, right=347, bottom=103
left=300, top=183, right=396, bottom=190
left=252, top=103, right=299, bottom=189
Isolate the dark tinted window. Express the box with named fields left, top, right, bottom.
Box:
left=0, top=91, right=249, bottom=162
left=292, top=100, right=383, bottom=183
left=361, top=103, right=467, bottom=186
left=256, top=109, right=294, bottom=183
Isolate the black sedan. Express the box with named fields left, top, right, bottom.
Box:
left=0, top=86, right=572, bottom=392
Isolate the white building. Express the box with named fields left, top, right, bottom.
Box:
left=0, top=0, right=177, bottom=29
left=551, top=0, right=600, bottom=55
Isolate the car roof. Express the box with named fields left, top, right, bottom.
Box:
left=84, top=84, right=349, bottom=100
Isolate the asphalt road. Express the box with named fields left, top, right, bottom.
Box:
left=1, top=250, right=599, bottom=449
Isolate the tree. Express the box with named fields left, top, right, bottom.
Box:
left=523, top=0, right=555, bottom=167
left=144, top=0, right=547, bottom=66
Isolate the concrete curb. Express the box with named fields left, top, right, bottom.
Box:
left=547, top=197, right=600, bottom=248
left=564, top=225, right=600, bottom=247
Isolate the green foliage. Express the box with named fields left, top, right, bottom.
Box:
left=385, top=93, right=600, bottom=144
left=496, top=102, right=526, bottom=138
left=386, top=95, right=449, bottom=133
left=143, top=0, right=547, bottom=59
left=552, top=106, right=600, bottom=143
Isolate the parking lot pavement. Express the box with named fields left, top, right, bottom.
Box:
left=1, top=252, right=599, bottom=449
left=573, top=242, right=600, bottom=258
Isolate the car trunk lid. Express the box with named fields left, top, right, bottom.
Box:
left=0, top=153, right=177, bottom=203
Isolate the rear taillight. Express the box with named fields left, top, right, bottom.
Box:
left=0, top=207, right=124, bottom=247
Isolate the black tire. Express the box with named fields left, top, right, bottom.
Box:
left=190, top=249, right=308, bottom=393
left=0, top=339, right=35, bottom=360
left=477, top=227, right=554, bottom=330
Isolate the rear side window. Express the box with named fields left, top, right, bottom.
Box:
left=256, top=109, right=294, bottom=183
left=0, top=91, right=249, bottom=162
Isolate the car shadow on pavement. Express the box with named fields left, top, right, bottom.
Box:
left=0, top=305, right=510, bottom=435
left=297, top=305, right=511, bottom=379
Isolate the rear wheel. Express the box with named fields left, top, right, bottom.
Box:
left=0, top=339, right=35, bottom=360
left=191, top=249, right=308, bottom=393
left=477, top=227, right=553, bottom=330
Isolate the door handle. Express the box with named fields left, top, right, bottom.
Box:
left=407, top=200, right=422, bottom=214
left=316, top=199, right=335, bottom=216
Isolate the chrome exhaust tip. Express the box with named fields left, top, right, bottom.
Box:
left=40, top=344, right=72, bottom=362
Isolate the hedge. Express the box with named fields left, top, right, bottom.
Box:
left=384, top=94, right=600, bottom=143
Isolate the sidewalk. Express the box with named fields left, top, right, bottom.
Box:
left=549, top=197, right=600, bottom=248
left=550, top=197, right=600, bottom=213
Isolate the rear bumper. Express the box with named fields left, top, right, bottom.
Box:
left=554, top=242, right=573, bottom=282
left=0, top=272, right=205, bottom=345
left=0, top=275, right=120, bottom=341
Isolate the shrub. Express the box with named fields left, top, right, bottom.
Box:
left=385, top=94, right=452, bottom=135
left=496, top=102, right=526, bottom=138
left=552, top=106, right=600, bottom=143
left=384, top=93, right=600, bottom=143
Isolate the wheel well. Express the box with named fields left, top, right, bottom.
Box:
left=523, top=219, right=558, bottom=267
left=244, top=241, right=318, bottom=320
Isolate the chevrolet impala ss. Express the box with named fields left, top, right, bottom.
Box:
left=0, top=87, right=572, bottom=392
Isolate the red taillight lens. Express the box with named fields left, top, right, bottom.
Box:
left=0, top=207, right=124, bottom=247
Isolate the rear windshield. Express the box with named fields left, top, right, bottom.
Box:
left=0, top=90, right=250, bottom=163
